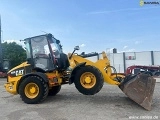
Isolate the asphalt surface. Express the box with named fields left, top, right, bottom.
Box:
left=0, top=78, right=159, bottom=120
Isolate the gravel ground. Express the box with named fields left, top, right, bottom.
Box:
left=0, top=78, right=159, bottom=120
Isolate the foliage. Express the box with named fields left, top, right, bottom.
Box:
left=2, top=42, right=26, bottom=69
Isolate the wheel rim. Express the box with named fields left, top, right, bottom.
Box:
left=25, top=83, right=39, bottom=99
left=80, top=72, right=96, bottom=89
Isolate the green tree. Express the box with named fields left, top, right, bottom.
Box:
left=2, top=42, right=26, bottom=69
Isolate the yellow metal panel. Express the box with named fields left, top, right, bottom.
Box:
left=4, top=76, right=20, bottom=94
left=8, top=62, right=30, bottom=73
left=69, top=51, right=120, bottom=85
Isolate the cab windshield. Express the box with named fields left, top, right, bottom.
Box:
left=31, top=36, right=49, bottom=58
left=24, top=35, right=62, bottom=59
left=24, top=34, right=67, bottom=70
left=29, top=36, right=62, bottom=58
left=47, top=37, right=62, bottom=58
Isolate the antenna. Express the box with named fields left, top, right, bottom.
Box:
left=40, top=30, right=48, bottom=34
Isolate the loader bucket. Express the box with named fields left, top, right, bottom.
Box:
left=119, top=74, right=156, bottom=110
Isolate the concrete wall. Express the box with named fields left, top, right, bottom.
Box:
left=125, top=51, right=152, bottom=68
left=153, top=51, right=160, bottom=65
left=86, top=56, right=98, bottom=62
left=109, top=53, right=124, bottom=73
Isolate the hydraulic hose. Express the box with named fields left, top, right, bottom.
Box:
left=104, top=65, right=122, bottom=82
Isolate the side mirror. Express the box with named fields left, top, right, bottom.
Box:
left=69, top=46, right=80, bottom=59
left=74, top=46, right=80, bottom=50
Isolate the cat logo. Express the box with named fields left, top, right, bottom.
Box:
left=15, top=69, right=24, bottom=76
left=11, top=69, right=24, bottom=76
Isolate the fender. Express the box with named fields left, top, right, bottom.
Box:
left=17, top=72, right=48, bottom=93
left=69, top=62, right=86, bottom=84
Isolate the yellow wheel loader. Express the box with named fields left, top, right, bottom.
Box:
left=4, top=34, right=156, bottom=110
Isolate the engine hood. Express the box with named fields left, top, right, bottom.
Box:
left=8, top=62, right=30, bottom=74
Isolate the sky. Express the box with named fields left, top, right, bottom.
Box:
left=0, top=0, right=160, bottom=54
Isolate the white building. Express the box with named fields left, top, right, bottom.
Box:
left=86, top=50, right=160, bottom=73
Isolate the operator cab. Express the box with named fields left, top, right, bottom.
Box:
left=24, top=33, right=69, bottom=72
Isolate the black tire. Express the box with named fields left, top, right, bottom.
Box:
left=154, top=72, right=160, bottom=76
left=19, top=75, right=49, bottom=104
left=144, top=71, right=152, bottom=76
left=74, top=65, right=104, bottom=95
left=48, top=85, right=61, bottom=96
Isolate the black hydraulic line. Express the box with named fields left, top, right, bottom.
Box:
left=80, top=52, right=98, bottom=58
left=105, top=65, right=122, bottom=82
